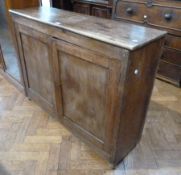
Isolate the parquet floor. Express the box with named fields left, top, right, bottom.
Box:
left=0, top=74, right=180, bottom=175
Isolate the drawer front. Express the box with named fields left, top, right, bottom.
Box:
left=147, top=5, right=181, bottom=32
left=165, top=35, right=181, bottom=51
left=127, top=0, right=181, bottom=7
left=73, top=3, right=90, bottom=15
left=114, top=1, right=181, bottom=32
left=114, top=1, right=146, bottom=23
left=162, top=48, right=181, bottom=66
left=92, top=6, right=111, bottom=19
left=153, top=0, right=181, bottom=7
left=158, top=60, right=181, bottom=85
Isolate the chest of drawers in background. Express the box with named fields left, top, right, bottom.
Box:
left=72, top=0, right=113, bottom=18
left=113, top=0, right=181, bottom=87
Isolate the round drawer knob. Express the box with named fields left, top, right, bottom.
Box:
left=164, top=13, right=172, bottom=21
left=126, top=7, right=133, bottom=15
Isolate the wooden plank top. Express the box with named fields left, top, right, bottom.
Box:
left=10, top=7, right=166, bottom=50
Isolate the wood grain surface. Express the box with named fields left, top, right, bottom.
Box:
left=9, top=7, right=166, bottom=50
left=11, top=7, right=166, bottom=166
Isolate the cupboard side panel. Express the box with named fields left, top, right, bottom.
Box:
left=113, top=38, right=165, bottom=165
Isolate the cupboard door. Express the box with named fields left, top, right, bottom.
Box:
left=16, top=25, right=56, bottom=115
left=52, top=38, right=124, bottom=152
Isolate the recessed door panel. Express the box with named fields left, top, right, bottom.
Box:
left=21, top=34, right=53, bottom=103
left=17, top=27, right=56, bottom=114
left=52, top=39, right=124, bottom=150
left=59, top=51, right=108, bottom=141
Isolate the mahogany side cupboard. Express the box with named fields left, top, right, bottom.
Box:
left=10, top=7, right=166, bottom=166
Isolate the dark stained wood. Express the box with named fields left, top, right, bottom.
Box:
left=0, top=45, right=6, bottom=71
left=157, top=60, right=181, bottom=87
left=72, top=0, right=112, bottom=18
left=92, top=6, right=111, bottom=18
left=6, top=0, right=39, bottom=9
left=113, top=0, right=181, bottom=87
left=162, top=48, right=181, bottom=66
left=51, top=0, right=113, bottom=18
left=51, top=0, right=73, bottom=10
left=147, top=5, right=181, bottom=33
left=113, top=38, right=165, bottom=164
left=113, top=0, right=181, bottom=33
left=165, top=34, right=181, bottom=51
left=10, top=7, right=166, bottom=50
left=113, top=1, right=146, bottom=23
left=73, top=2, right=90, bottom=15
left=10, top=7, right=166, bottom=167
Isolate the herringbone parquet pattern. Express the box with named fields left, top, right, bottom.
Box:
left=0, top=74, right=180, bottom=175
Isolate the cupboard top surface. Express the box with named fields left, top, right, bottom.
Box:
left=10, top=7, right=166, bottom=50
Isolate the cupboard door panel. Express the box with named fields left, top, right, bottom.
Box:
left=21, top=34, right=53, bottom=102
left=52, top=39, right=124, bottom=150
left=60, top=52, right=108, bottom=141
left=17, top=26, right=56, bottom=114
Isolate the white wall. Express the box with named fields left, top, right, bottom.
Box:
left=41, top=0, right=51, bottom=7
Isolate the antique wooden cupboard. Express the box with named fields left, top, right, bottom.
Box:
left=10, top=7, right=166, bottom=166
left=113, top=0, right=181, bottom=87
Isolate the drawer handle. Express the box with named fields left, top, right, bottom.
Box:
left=164, top=13, right=172, bottom=21
left=126, top=7, right=134, bottom=15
